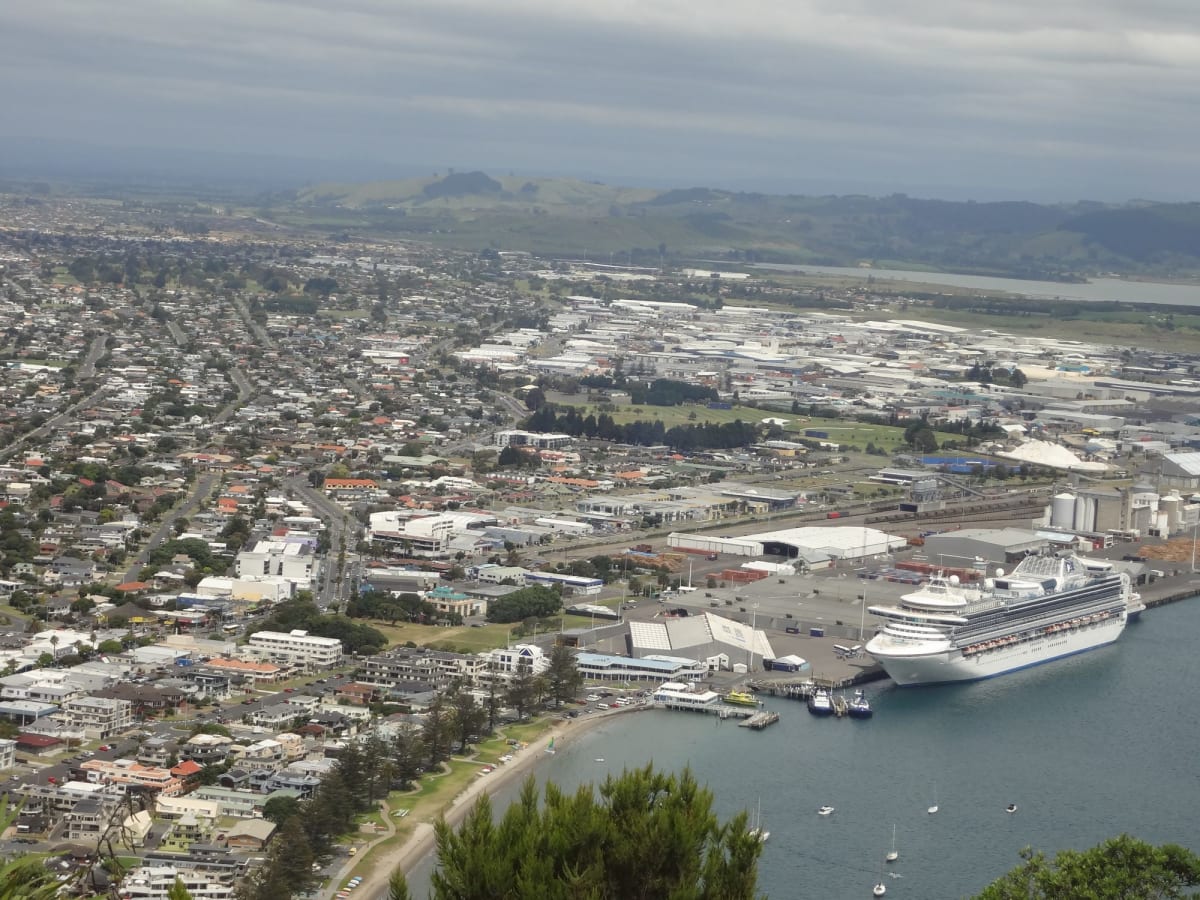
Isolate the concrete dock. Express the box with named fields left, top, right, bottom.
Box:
left=738, top=711, right=780, bottom=730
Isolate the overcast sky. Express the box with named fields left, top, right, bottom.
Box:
left=4, top=0, right=1199, bottom=199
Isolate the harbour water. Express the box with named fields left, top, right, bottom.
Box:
left=753, top=263, right=1200, bottom=307
left=404, top=598, right=1199, bottom=899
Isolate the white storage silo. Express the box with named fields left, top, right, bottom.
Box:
left=1077, top=495, right=1097, bottom=533
left=1073, top=496, right=1089, bottom=532
left=1051, top=493, right=1076, bottom=529
left=1160, top=495, right=1180, bottom=533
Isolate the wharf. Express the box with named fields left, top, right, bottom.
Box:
left=653, top=700, right=756, bottom=719
left=738, top=711, right=780, bottom=730
left=749, top=675, right=879, bottom=700
left=1138, top=574, right=1200, bottom=610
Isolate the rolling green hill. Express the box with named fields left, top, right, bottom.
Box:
left=277, top=173, right=1200, bottom=279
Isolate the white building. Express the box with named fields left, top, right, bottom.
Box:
left=120, top=866, right=236, bottom=900
left=0, top=738, right=15, bottom=770
left=55, top=696, right=132, bottom=740
left=247, top=630, right=343, bottom=668
left=368, top=511, right=458, bottom=558
left=235, top=539, right=316, bottom=587
left=494, top=430, right=573, bottom=450
left=482, top=644, right=549, bottom=678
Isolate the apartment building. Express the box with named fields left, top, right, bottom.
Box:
left=80, top=759, right=185, bottom=797
left=358, top=646, right=485, bottom=690
left=55, top=696, right=132, bottom=740
left=0, top=738, right=15, bottom=771
left=246, top=630, right=342, bottom=668
left=120, top=866, right=236, bottom=900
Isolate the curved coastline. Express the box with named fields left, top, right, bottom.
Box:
left=344, top=707, right=640, bottom=899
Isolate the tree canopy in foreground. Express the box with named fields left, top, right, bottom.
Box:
left=973, top=834, right=1200, bottom=899
left=390, top=764, right=763, bottom=900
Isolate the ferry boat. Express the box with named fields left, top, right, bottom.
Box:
left=807, top=687, right=834, bottom=716
left=724, top=690, right=760, bottom=708
left=865, top=552, right=1134, bottom=686
left=846, top=689, right=873, bottom=719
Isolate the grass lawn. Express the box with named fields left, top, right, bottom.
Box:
left=882, top=305, right=1200, bottom=352
left=366, top=621, right=512, bottom=652
left=369, top=616, right=598, bottom=653
left=550, top=398, right=960, bottom=452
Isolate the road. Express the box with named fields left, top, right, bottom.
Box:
left=166, top=320, right=189, bottom=349
left=77, top=333, right=109, bottom=380
left=0, top=334, right=110, bottom=462
left=123, top=472, right=221, bottom=582
left=285, top=477, right=361, bottom=608
left=230, top=295, right=274, bottom=350
left=0, top=382, right=109, bottom=463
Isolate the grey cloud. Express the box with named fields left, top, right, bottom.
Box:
left=2, top=0, right=1198, bottom=198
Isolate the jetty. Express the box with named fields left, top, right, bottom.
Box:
left=653, top=698, right=757, bottom=719
left=738, top=711, right=780, bottom=730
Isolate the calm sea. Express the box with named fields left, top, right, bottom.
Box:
left=403, top=598, right=1200, bottom=899
left=753, top=263, right=1200, bottom=308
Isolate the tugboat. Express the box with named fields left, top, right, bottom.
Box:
left=807, top=687, right=834, bottom=717
left=846, top=689, right=873, bottom=719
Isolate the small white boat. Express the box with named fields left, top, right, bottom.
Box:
left=817, top=805, right=835, bottom=816
left=927, top=783, right=939, bottom=815
left=748, top=798, right=769, bottom=843
left=873, top=882, right=887, bottom=897
left=885, top=823, right=899, bottom=863
left=1006, top=803, right=1018, bottom=814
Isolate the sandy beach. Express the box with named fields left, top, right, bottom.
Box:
left=347, top=707, right=637, bottom=900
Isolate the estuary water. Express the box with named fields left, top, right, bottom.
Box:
left=404, top=598, right=1200, bottom=899
left=752, top=263, right=1200, bottom=308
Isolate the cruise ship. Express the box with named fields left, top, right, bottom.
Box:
left=865, top=553, right=1135, bottom=686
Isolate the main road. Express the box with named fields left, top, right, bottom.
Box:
left=285, top=476, right=361, bottom=608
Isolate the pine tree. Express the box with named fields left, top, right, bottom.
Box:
left=392, top=765, right=762, bottom=900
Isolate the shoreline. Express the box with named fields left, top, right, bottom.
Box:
left=348, top=707, right=636, bottom=900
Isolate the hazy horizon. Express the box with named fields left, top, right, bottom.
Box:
left=4, top=1, right=1199, bottom=204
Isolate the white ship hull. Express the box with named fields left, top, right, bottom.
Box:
left=869, top=615, right=1125, bottom=686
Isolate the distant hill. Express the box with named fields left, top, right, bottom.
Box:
left=280, top=174, right=1200, bottom=278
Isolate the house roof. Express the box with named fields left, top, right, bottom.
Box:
left=226, top=818, right=277, bottom=841
left=17, top=733, right=62, bottom=748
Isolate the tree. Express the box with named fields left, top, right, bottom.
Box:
left=237, top=815, right=314, bottom=900
left=973, top=835, right=1200, bottom=899
left=261, top=795, right=301, bottom=825
left=545, top=644, right=582, bottom=707
left=167, top=878, right=195, bottom=900
left=393, top=765, right=762, bottom=900
left=523, top=388, right=546, bottom=411
left=449, top=689, right=486, bottom=752
left=504, top=668, right=540, bottom=721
